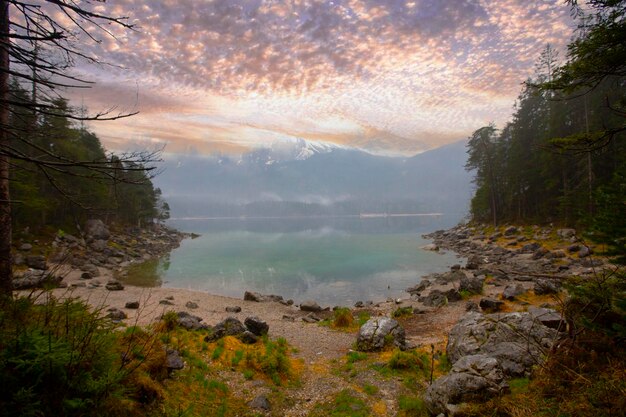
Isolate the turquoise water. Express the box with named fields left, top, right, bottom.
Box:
left=124, top=216, right=462, bottom=306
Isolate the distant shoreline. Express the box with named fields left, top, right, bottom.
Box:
left=170, top=213, right=445, bottom=221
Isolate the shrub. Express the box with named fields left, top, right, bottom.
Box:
left=392, top=306, right=414, bottom=318
left=333, top=307, right=354, bottom=327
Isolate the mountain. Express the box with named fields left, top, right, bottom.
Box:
left=154, top=139, right=472, bottom=218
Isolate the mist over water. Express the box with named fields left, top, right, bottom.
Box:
left=123, top=215, right=464, bottom=306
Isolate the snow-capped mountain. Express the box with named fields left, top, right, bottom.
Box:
left=242, top=138, right=346, bottom=166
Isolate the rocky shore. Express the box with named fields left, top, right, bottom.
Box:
left=14, top=221, right=602, bottom=416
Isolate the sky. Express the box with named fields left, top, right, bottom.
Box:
left=63, top=0, right=575, bottom=157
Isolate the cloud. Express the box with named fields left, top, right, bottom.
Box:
left=68, top=0, right=574, bottom=156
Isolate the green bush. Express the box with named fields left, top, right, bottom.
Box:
left=392, top=306, right=414, bottom=318
left=0, top=294, right=166, bottom=417
left=333, top=307, right=354, bottom=327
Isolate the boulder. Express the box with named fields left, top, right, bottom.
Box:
left=248, top=395, right=271, bottom=411
left=479, top=298, right=504, bottom=312
left=356, top=317, right=406, bottom=352
left=527, top=307, right=565, bottom=331
left=534, top=279, right=561, bottom=295
left=406, top=280, right=430, bottom=295
left=25, top=255, right=47, bottom=270
left=80, top=272, right=93, bottom=280
left=419, top=290, right=448, bottom=307
left=90, top=240, right=108, bottom=252
left=243, top=291, right=283, bottom=303
left=240, top=331, right=259, bottom=344
left=424, top=354, right=508, bottom=416
left=532, top=247, right=549, bottom=260
left=206, top=317, right=246, bottom=341
left=459, top=275, right=484, bottom=295
left=244, top=316, right=269, bottom=336
left=421, top=243, right=439, bottom=251
left=300, top=300, right=322, bottom=312
left=185, top=301, right=199, bottom=309
left=125, top=301, right=140, bottom=309
left=502, top=284, right=525, bottom=300
left=447, top=312, right=559, bottom=377
left=504, top=226, right=518, bottom=236
left=166, top=349, right=185, bottom=371
left=557, top=228, right=576, bottom=239
left=444, top=288, right=463, bottom=302
left=19, top=243, right=32, bottom=251
left=106, top=308, right=127, bottom=321
left=465, top=255, right=482, bottom=270
left=520, top=242, right=541, bottom=253
left=176, top=312, right=208, bottom=331
left=13, top=270, right=61, bottom=290
left=105, top=280, right=124, bottom=291
left=435, top=271, right=466, bottom=284
left=85, top=219, right=110, bottom=240
left=578, top=246, right=592, bottom=258
left=225, top=306, right=241, bottom=313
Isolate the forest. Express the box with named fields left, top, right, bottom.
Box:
left=466, top=0, right=625, bottom=262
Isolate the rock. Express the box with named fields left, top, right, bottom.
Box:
left=459, top=275, right=484, bottom=295
left=549, top=249, right=567, bottom=259
left=240, top=330, right=259, bottom=344
left=532, top=247, right=549, bottom=260
left=567, top=244, right=581, bottom=253
left=514, top=275, right=533, bottom=282
left=354, top=301, right=364, bottom=308
left=80, top=272, right=93, bottom=280
left=356, top=317, right=406, bottom=352
left=13, top=253, right=24, bottom=266
left=300, top=300, right=322, bottom=312
left=177, top=312, right=208, bottom=330
left=435, top=271, right=466, bottom=284
left=85, top=219, right=110, bottom=240
left=19, top=243, right=32, bottom=251
left=580, top=258, right=603, bottom=267
left=419, top=290, right=448, bottom=307
left=90, top=240, right=108, bottom=252
left=282, top=315, right=295, bottom=322
left=445, top=288, right=463, bottom=302
left=557, top=228, right=576, bottom=239
left=466, top=301, right=480, bottom=312
left=527, top=307, right=565, bottom=331
left=244, top=316, right=269, bottom=336
left=504, top=226, right=518, bottom=236
left=206, top=317, right=246, bottom=341
left=279, top=299, right=294, bottom=306
left=225, top=306, right=241, bottom=313
left=243, top=291, right=283, bottom=303
left=451, top=264, right=461, bottom=271
left=185, top=301, right=199, bottom=309
left=578, top=246, right=592, bottom=258
left=406, top=280, right=430, bottom=295
left=105, top=279, right=125, bottom=292
left=465, top=255, right=482, bottom=270
left=447, top=312, right=559, bottom=377
left=520, top=242, right=541, bottom=253
left=424, top=354, right=508, bottom=416
left=534, top=279, right=561, bottom=295
left=248, top=395, right=271, bottom=411
left=479, top=298, right=504, bottom=312
left=70, top=282, right=86, bottom=288
left=159, top=299, right=174, bottom=305
left=12, top=270, right=61, bottom=290
left=422, top=243, right=439, bottom=251
left=125, top=301, right=140, bottom=309
left=502, top=284, right=525, bottom=300
left=166, top=349, right=185, bottom=371
left=106, top=308, right=127, bottom=321
left=165, top=296, right=175, bottom=300
left=83, top=264, right=100, bottom=277
left=25, top=255, right=47, bottom=270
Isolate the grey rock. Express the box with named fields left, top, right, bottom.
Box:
left=504, top=226, right=518, bottom=236
left=104, top=280, right=124, bottom=291
left=567, top=244, right=581, bottom=253
left=420, top=290, right=448, bottom=307
left=166, top=349, right=185, bottom=371
left=25, top=255, right=47, bottom=270
left=244, top=316, right=269, bottom=336
left=465, top=255, right=482, bottom=270
left=532, top=247, right=549, bottom=260
left=502, top=284, right=525, bottom=300
left=159, top=299, right=174, bottom=305
left=300, top=300, right=322, bottom=312
left=451, top=264, right=461, bottom=271
left=106, top=308, right=127, bottom=321
left=19, top=243, right=32, bottom=251
left=520, top=242, right=541, bottom=253
left=527, top=307, right=565, bottom=331
left=407, top=280, right=430, bottom=295
left=356, top=317, right=406, bottom=352
left=85, top=219, right=110, bottom=240
left=424, top=354, right=508, bottom=416
left=422, top=243, right=439, bottom=251
left=354, top=301, right=364, bottom=308
left=557, top=228, right=576, bottom=239
left=125, top=301, right=140, bottom=309
left=435, top=271, right=466, bottom=284
left=240, top=330, right=259, bottom=344
left=243, top=291, right=283, bottom=303
left=534, top=279, right=561, bottom=295
left=459, top=275, right=484, bottom=295
left=447, top=312, right=559, bottom=377
left=445, top=288, right=463, bottom=302
left=282, top=315, right=295, bottom=322
left=13, top=253, right=24, bottom=266
left=479, top=298, right=504, bottom=312
left=578, top=246, right=592, bottom=258
left=206, top=317, right=246, bottom=341
left=70, top=282, right=87, bottom=288
left=248, top=395, right=271, bottom=411
left=82, top=264, right=100, bottom=277
left=466, top=301, right=480, bottom=312
left=185, top=301, right=199, bottom=309
left=13, top=270, right=61, bottom=290
left=80, top=272, right=93, bottom=280
left=177, top=312, right=208, bottom=330
left=90, top=239, right=108, bottom=252
left=225, top=306, right=242, bottom=313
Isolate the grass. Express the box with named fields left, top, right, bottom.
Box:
left=392, top=306, right=414, bottom=318
left=309, top=389, right=371, bottom=417
left=398, top=395, right=428, bottom=417
left=362, top=384, right=379, bottom=396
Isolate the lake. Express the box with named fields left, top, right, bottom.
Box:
left=122, top=215, right=463, bottom=306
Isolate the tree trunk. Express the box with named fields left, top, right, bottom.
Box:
left=0, top=0, right=13, bottom=295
